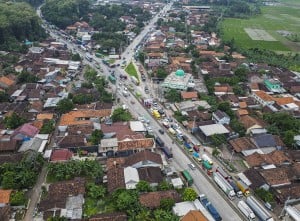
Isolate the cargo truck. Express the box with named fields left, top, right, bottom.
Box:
left=202, top=160, right=212, bottom=175
left=181, top=170, right=193, bottom=186
left=228, top=179, right=243, bottom=198
left=161, top=146, right=173, bottom=159
left=155, top=137, right=164, bottom=147
left=246, top=196, right=274, bottom=221
left=202, top=154, right=213, bottom=165
left=192, top=152, right=201, bottom=162
left=194, top=199, right=215, bottom=221
left=213, top=172, right=236, bottom=200
left=238, top=200, right=256, bottom=221
left=198, top=194, right=222, bottom=221
left=215, top=166, right=230, bottom=180
left=236, top=180, right=250, bottom=196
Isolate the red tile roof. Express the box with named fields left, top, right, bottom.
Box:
left=50, top=149, right=73, bottom=162
left=0, top=190, right=12, bottom=204
left=181, top=91, right=198, bottom=99
left=181, top=210, right=208, bottom=221
left=139, top=190, right=181, bottom=208
left=60, top=110, right=111, bottom=126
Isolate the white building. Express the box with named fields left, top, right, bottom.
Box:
left=124, top=166, right=139, bottom=189
left=161, top=69, right=195, bottom=91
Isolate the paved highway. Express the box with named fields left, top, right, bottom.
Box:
left=36, top=3, right=243, bottom=221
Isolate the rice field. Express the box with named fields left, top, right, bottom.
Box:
left=220, top=2, right=300, bottom=52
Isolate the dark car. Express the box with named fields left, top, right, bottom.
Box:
left=158, top=129, right=164, bottom=134
left=193, top=145, right=200, bottom=152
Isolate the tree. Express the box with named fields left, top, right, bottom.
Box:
left=283, top=130, right=295, bottom=148
left=71, top=53, right=81, bottom=61
left=3, top=112, right=26, bottom=129
left=89, top=129, right=104, bottom=145
left=17, top=72, right=39, bottom=84
left=0, top=91, right=9, bottom=102
left=113, top=189, right=139, bottom=212
left=56, top=98, right=74, bottom=114
left=153, top=209, right=179, bottom=221
left=159, top=198, right=175, bottom=211
left=135, top=208, right=153, bottom=221
left=111, top=107, right=132, bottom=122
left=47, top=217, right=68, bottom=221
left=1, top=171, right=16, bottom=189
left=211, top=134, right=227, bottom=147
left=136, top=180, right=152, bottom=193
left=40, top=120, right=55, bottom=134
left=212, top=148, right=221, bottom=157
left=182, top=188, right=197, bottom=201
left=217, top=102, right=234, bottom=118
left=158, top=180, right=172, bottom=191
left=165, top=89, right=181, bottom=103
left=86, top=183, right=106, bottom=199
left=10, top=191, right=26, bottom=206
left=156, top=67, right=168, bottom=79
left=255, top=188, right=274, bottom=203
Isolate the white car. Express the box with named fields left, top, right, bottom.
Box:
left=188, top=163, right=196, bottom=170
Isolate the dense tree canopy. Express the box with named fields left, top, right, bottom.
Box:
left=111, top=107, right=132, bottom=122
left=47, top=160, right=103, bottom=182
left=42, top=0, right=90, bottom=28
left=3, top=112, right=27, bottom=129
left=0, top=2, right=45, bottom=51
left=0, top=152, right=44, bottom=189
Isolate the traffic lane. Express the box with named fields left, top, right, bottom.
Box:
left=118, top=93, right=241, bottom=220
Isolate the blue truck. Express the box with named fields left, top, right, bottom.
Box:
left=184, top=142, right=193, bottom=152
left=198, top=194, right=222, bottom=221
left=161, top=146, right=173, bottom=159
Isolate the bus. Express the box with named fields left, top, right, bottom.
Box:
left=161, top=146, right=173, bottom=159
left=181, top=170, right=193, bottom=186
left=108, top=74, right=116, bottom=84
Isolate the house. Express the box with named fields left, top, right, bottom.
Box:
left=229, top=137, right=257, bottom=154
left=244, top=168, right=267, bottom=190
left=107, top=167, right=125, bottom=193
left=245, top=151, right=291, bottom=167
left=89, top=212, right=127, bottom=221
left=139, top=190, right=181, bottom=209
left=137, top=167, right=163, bottom=187
left=124, top=151, right=163, bottom=169
left=0, top=189, right=12, bottom=204
left=172, top=201, right=198, bottom=217
left=198, top=124, right=230, bottom=141
left=59, top=110, right=111, bottom=126
left=180, top=210, right=208, bottom=221
left=259, top=167, right=291, bottom=187
left=214, top=85, right=233, bottom=96
left=57, top=134, right=86, bottom=149
left=0, top=206, right=10, bottom=221
left=38, top=178, right=85, bottom=220
left=50, top=149, right=73, bottom=162
left=12, top=123, right=39, bottom=140
left=239, top=115, right=264, bottom=134
left=0, top=76, right=15, bottom=89
left=117, top=138, right=155, bottom=155
left=0, top=139, right=20, bottom=153
left=274, top=183, right=300, bottom=204
left=252, top=90, right=274, bottom=106
left=212, top=110, right=230, bottom=125
left=251, top=134, right=281, bottom=149
left=264, top=79, right=285, bottom=93
left=181, top=91, right=198, bottom=100
left=124, top=166, right=139, bottom=189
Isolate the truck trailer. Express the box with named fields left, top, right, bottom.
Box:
left=228, top=179, right=243, bottom=198
left=194, top=199, right=215, bottom=221
left=215, top=166, right=230, bottom=180
left=236, top=180, right=250, bottom=196
left=213, top=172, right=236, bottom=200
left=237, top=200, right=256, bottom=221
left=246, top=196, right=274, bottom=221
left=198, top=194, right=222, bottom=221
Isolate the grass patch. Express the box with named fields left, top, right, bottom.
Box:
left=220, top=5, right=300, bottom=52
left=83, top=198, right=115, bottom=218
left=108, top=59, right=115, bottom=64
left=125, top=62, right=139, bottom=81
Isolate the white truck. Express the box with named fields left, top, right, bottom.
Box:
left=238, top=200, right=256, bottom=221
left=246, top=196, right=274, bottom=221
left=213, top=172, right=236, bottom=200
left=202, top=154, right=213, bottom=165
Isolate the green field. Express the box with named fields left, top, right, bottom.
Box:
left=220, top=2, right=300, bottom=52
left=125, top=62, right=139, bottom=80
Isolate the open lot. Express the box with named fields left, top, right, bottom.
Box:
left=220, top=2, right=300, bottom=52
